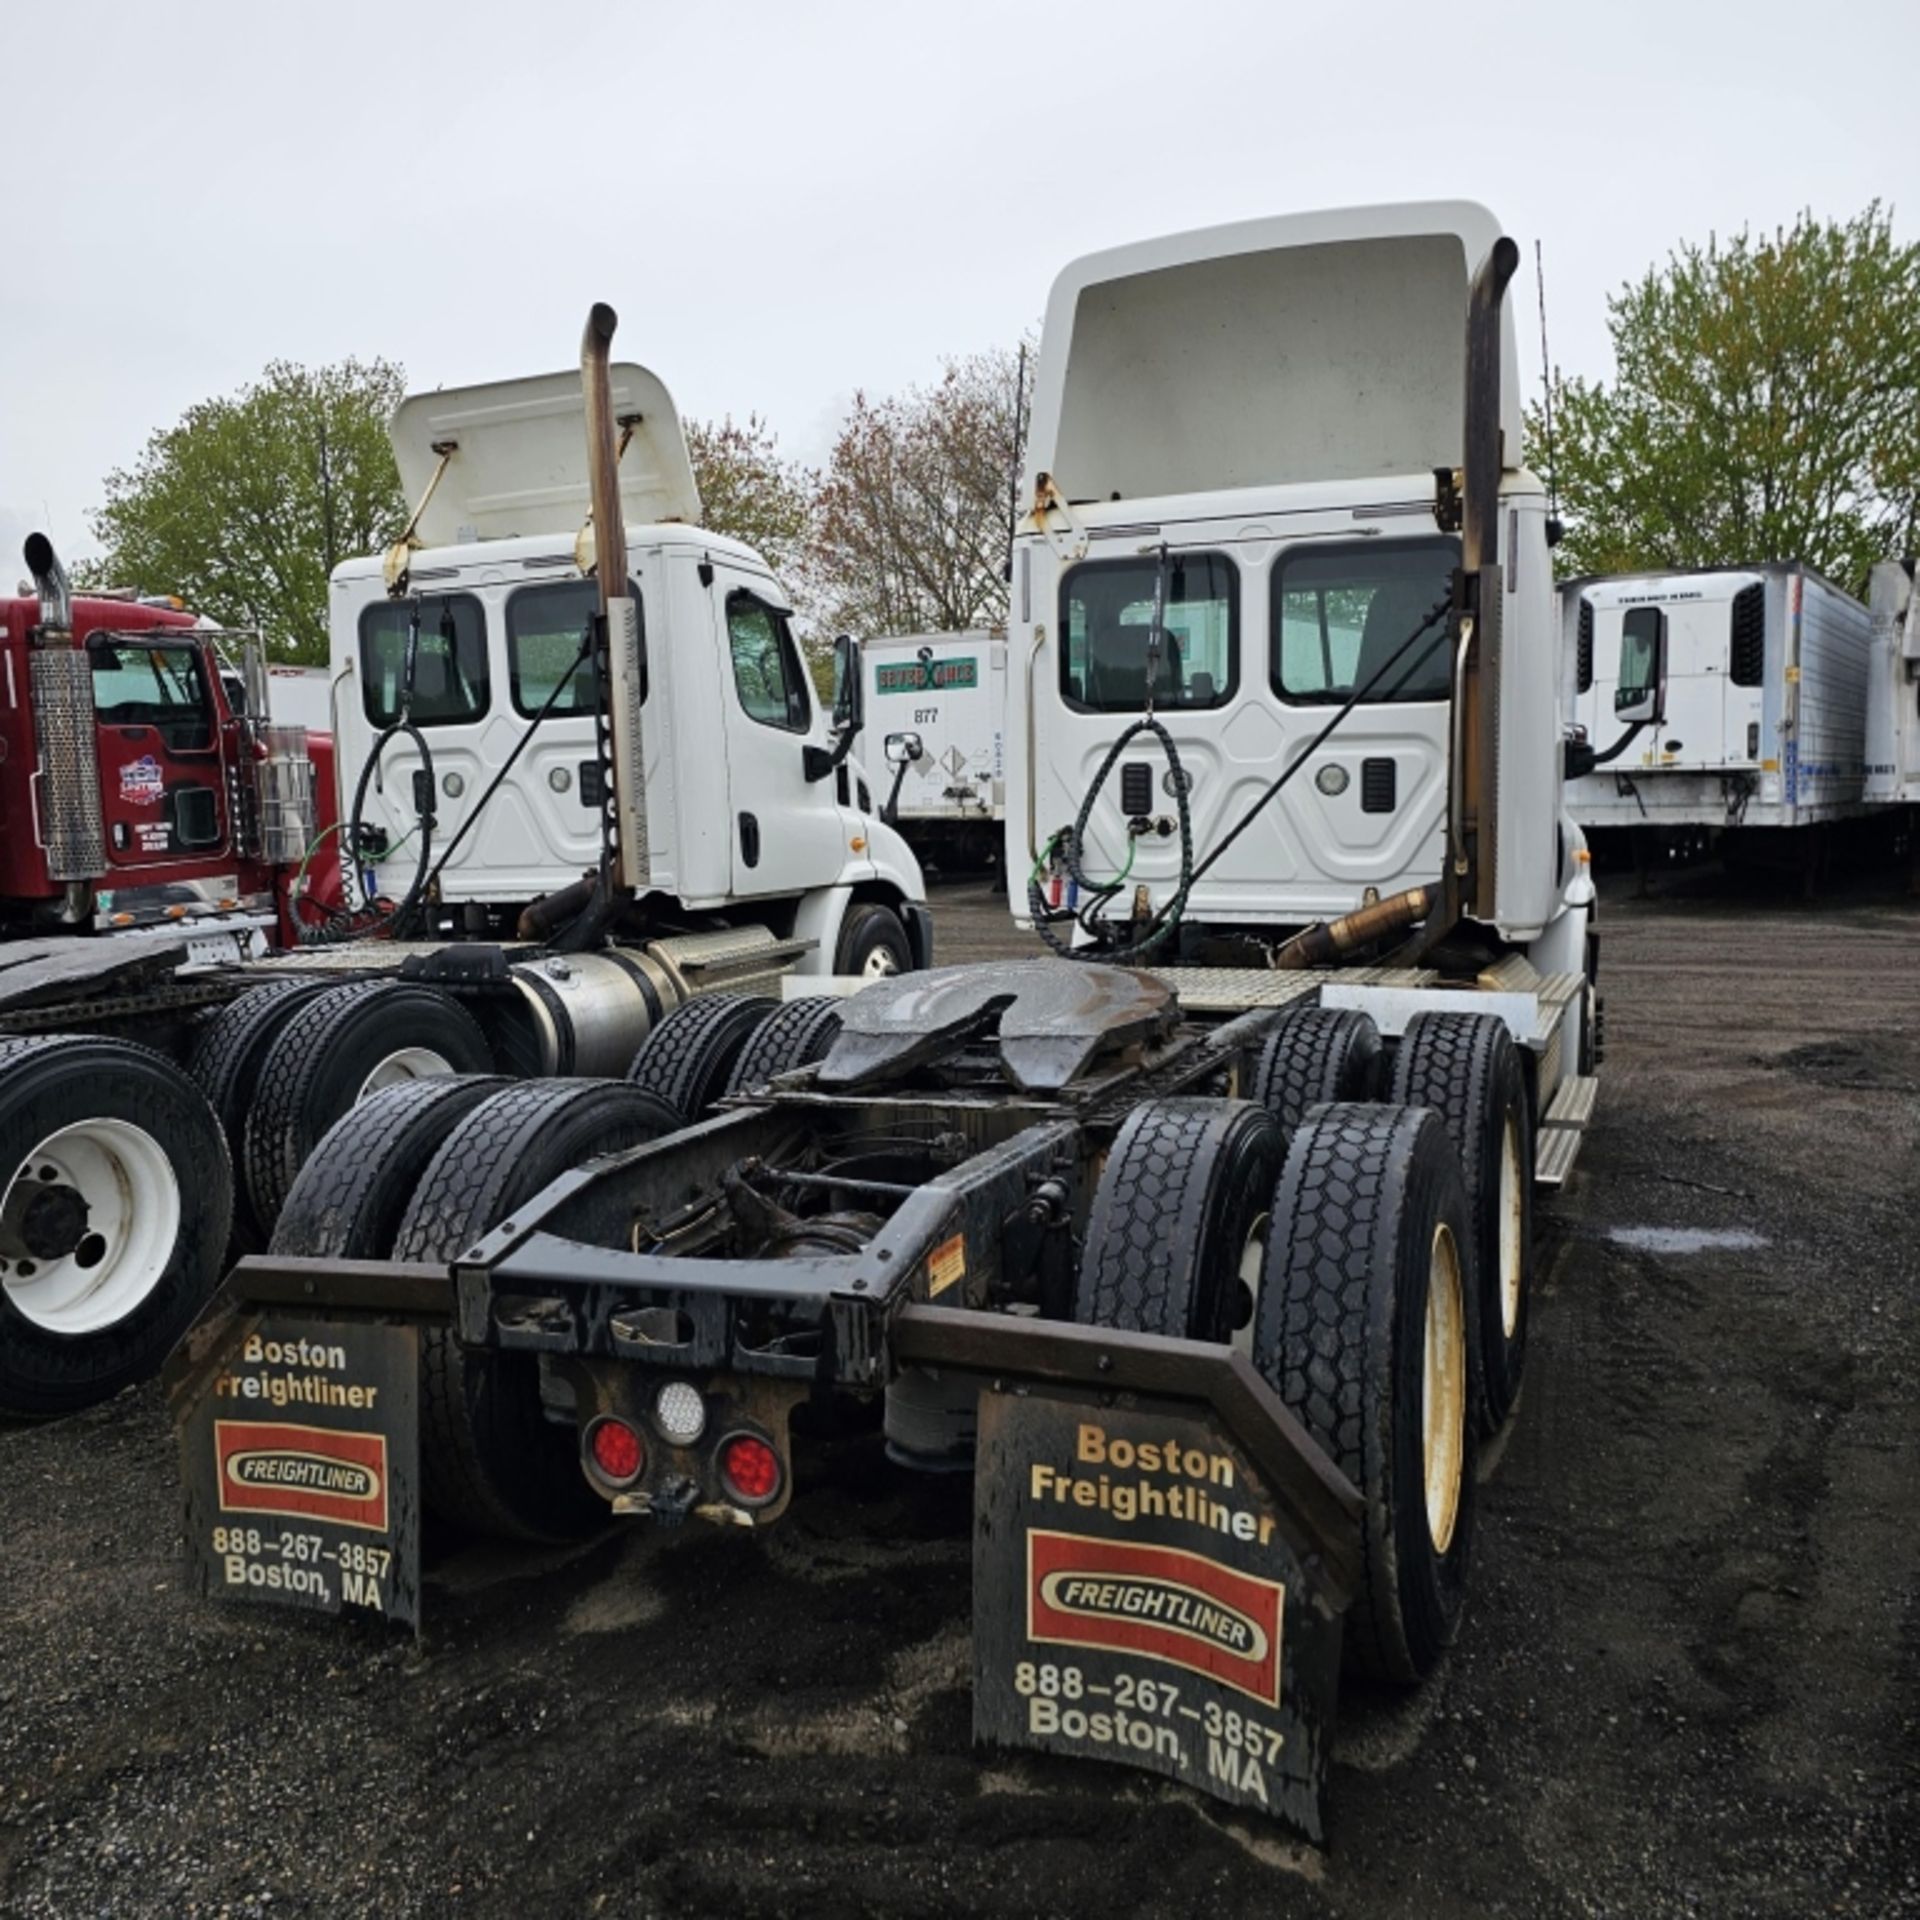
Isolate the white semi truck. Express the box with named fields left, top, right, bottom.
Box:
left=865, top=629, right=1006, bottom=871
left=0, top=327, right=926, bottom=1421
left=171, top=210, right=1609, bottom=1837
left=1560, top=563, right=1874, bottom=860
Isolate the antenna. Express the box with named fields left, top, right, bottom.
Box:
left=1003, top=340, right=1028, bottom=585
left=1535, top=239, right=1561, bottom=533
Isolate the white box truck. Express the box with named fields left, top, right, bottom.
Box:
left=865, top=630, right=1006, bottom=871
left=1560, top=564, right=1873, bottom=852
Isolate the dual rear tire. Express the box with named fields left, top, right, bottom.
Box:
left=1074, top=1087, right=1488, bottom=1683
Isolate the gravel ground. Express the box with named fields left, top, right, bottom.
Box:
left=2, top=868, right=1916, bottom=1919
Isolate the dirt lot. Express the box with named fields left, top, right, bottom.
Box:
left=3, top=871, right=1917, bottom=1919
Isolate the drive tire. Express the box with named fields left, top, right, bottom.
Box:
left=269, top=1076, right=512, bottom=1259
left=834, top=902, right=912, bottom=979
left=0, top=1035, right=232, bottom=1420
left=1390, top=1011, right=1533, bottom=1431
left=243, top=981, right=495, bottom=1241
left=624, top=992, right=775, bottom=1123
left=1075, top=1097, right=1283, bottom=1346
left=1250, top=1006, right=1384, bottom=1138
left=186, top=980, right=330, bottom=1252
left=394, top=1079, right=683, bottom=1543
left=1253, top=1103, right=1477, bottom=1683
left=724, top=996, right=845, bottom=1097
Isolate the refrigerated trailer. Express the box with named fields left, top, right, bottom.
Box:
left=172, top=210, right=1601, bottom=1839
left=865, top=630, right=1006, bottom=870
left=1560, top=564, right=1874, bottom=847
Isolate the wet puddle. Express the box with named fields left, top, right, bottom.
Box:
left=1607, top=1226, right=1770, bottom=1254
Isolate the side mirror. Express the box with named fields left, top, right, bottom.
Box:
left=885, top=731, right=924, bottom=768
left=832, top=633, right=864, bottom=735
left=1614, top=606, right=1666, bottom=726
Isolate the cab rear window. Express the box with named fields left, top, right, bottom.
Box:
left=360, top=595, right=488, bottom=727
left=1271, top=539, right=1456, bottom=704
left=506, top=579, right=645, bottom=716
left=1059, top=553, right=1237, bottom=712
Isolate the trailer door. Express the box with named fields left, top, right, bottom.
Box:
left=85, top=635, right=231, bottom=869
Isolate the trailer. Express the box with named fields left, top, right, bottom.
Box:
left=170, top=209, right=1597, bottom=1839
left=1560, top=564, right=1874, bottom=860
left=1865, top=560, right=1919, bottom=856
left=866, top=629, right=1006, bottom=870
left=0, top=331, right=925, bottom=1422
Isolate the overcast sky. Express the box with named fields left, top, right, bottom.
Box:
left=5, top=0, right=1913, bottom=575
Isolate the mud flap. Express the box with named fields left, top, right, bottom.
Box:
left=972, top=1387, right=1345, bottom=1840
left=170, top=1309, right=422, bottom=1628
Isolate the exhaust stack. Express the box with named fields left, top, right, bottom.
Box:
left=1450, top=236, right=1520, bottom=926
left=23, top=533, right=72, bottom=640
left=581, top=304, right=649, bottom=893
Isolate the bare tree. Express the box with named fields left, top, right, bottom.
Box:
left=810, top=345, right=1032, bottom=638
left=684, top=413, right=817, bottom=587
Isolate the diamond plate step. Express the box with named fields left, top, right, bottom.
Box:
left=1544, top=1073, right=1599, bottom=1128
left=1534, top=1125, right=1584, bottom=1188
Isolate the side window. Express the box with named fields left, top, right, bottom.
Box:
left=87, top=638, right=214, bottom=748
left=505, top=578, right=645, bottom=717
left=1059, top=553, right=1237, bottom=712
left=359, top=595, right=489, bottom=727
left=726, top=591, right=810, bottom=732
left=1271, top=539, right=1457, bottom=704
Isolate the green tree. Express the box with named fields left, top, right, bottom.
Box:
left=87, top=360, right=407, bottom=662
left=1530, top=205, right=1920, bottom=587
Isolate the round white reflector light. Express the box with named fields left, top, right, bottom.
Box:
left=1315, top=764, right=1350, bottom=796
left=654, top=1380, right=707, bottom=1446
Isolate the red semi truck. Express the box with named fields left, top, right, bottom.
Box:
left=0, top=536, right=341, bottom=1418
left=1, top=536, right=335, bottom=945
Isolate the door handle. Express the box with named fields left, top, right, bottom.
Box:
left=738, top=811, right=760, bottom=869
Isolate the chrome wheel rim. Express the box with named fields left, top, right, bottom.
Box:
left=861, top=945, right=900, bottom=980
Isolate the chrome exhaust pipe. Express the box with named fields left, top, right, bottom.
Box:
left=23, top=533, right=72, bottom=639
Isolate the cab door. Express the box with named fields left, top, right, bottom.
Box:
left=708, top=566, right=858, bottom=898
left=85, top=633, right=230, bottom=869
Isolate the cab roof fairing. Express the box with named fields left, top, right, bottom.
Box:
left=1022, top=202, right=1524, bottom=514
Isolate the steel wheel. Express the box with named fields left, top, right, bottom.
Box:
left=1497, top=1112, right=1524, bottom=1339
left=1, top=1118, right=183, bottom=1335
left=357, top=1046, right=457, bottom=1099
left=1230, top=1208, right=1270, bottom=1360
left=861, top=944, right=901, bottom=980
left=1422, top=1220, right=1467, bottom=1555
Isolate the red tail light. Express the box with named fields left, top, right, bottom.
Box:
left=587, top=1415, right=645, bottom=1485
left=719, top=1433, right=780, bottom=1505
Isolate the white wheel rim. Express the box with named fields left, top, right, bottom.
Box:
left=1422, top=1221, right=1467, bottom=1555
left=1498, top=1113, right=1524, bottom=1339
left=1231, top=1209, right=1269, bottom=1359
left=1, top=1119, right=181, bottom=1335
left=861, top=945, right=900, bottom=980
left=357, top=1047, right=455, bottom=1099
